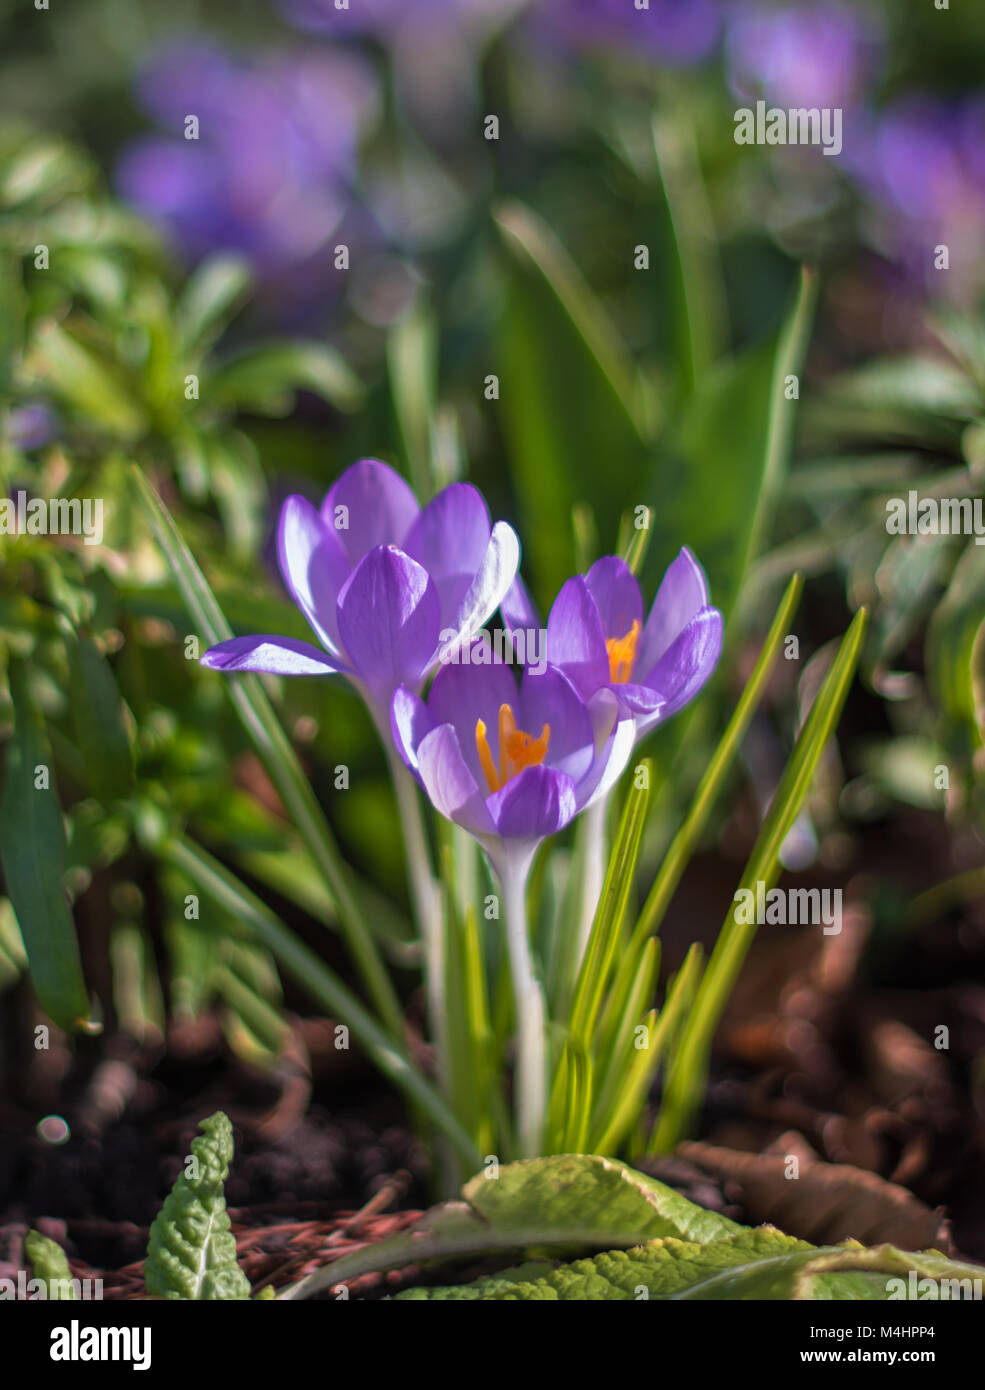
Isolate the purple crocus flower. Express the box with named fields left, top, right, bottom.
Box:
left=390, top=655, right=635, bottom=1155
left=200, top=459, right=520, bottom=727
left=505, top=548, right=722, bottom=743
left=391, top=660, right=634, bottom=874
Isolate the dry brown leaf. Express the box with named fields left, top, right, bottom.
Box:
left=679, top=1134, right=952, bottom=1251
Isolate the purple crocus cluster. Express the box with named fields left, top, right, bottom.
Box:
left=530, top=0, right=722, bottom=67
left=116, top=40, right=378, bottom=274
left=202, top=459, right=721, bottom=865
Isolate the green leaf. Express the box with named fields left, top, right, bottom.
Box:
left=177, top=254, right=252, bottom=354
left=282, top=1154, right=740, bottom=1298
left=395, top=1228, right=985, bottom=1301
left=25, top=1230, right=76, bottom=1299
left=29, top=321, right=144, bottom=439
left=68, top=635, right=134, bottom=803
left=208, top=341, right=363, bottom=415
left=388, top=301, right=437, bottom=500
left=0, top=660, right=93, bottom=1031
left=144, top=1111, right=251, bottom=1300
left=646, top=269, right=816, bottom=626
left=494, top=201, right=650, bottom=602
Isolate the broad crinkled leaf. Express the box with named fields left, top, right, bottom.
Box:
left=144, top=1111, right=251, bottom=1300
left=395, top=1228, right=985, bottom=1302
left=283, top=1155, right=741, bottom=1298
left=25, top=1230, right=76, bottom=1299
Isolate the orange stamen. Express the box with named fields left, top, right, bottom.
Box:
left=606, top=619, right=640, bottom=684
left=475, top=703, right=551, bottom=793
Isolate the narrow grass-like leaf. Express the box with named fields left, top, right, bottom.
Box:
left=594, top=942, right=702, bottom=1154
left=550, top=765, right=651, bottom=1150
left=0, top=660, right=93, bottom=1032
left=167, top=836, right=480, bottom=1169
left=68, top=634, right=134, bottom=803
left=130, top=463, right=402, bottom=1036
left=388, top=302, right=437, bottom=501
left=654, top=607, right=868, bottom=1149
left=567, top=764, right=652, bottom=1045
left=589, top=936, right=659, bottom=1132
left=637, top=572, right=803, bottom=939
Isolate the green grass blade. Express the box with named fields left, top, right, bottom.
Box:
left=130, top=463, right=403, bottom=1037
left=653, top=607, right=868, bottom=1150
left=637, top=573, right=804, bottom=939
left=548, top=765, right=651, bottom=1150
left=589, top=936, right=660, bottom=1130
left=168, top=836, right=481, bottom=1170
left=388, top=301, right=437, bottom=502
left=0, top=660, right=95, bottom=1032
left=567, top=763, right=652, bottom=1046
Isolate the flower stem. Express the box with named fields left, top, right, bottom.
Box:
left=573, top=798, right=607, bottom=971
left=501, top=861, right=546, bottom=1158
left=387, top=749, right=448, bottom=1083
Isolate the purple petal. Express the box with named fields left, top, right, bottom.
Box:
left=487, top=764, right=576, bottom=841
left=584, top=556, right=643, bottom=642
left=545, top=576, right=610, bottom=699
left=336, top=544, right=440, bottom=702
left=390, top=685, right=434, bottom=777
left=402, top=483, right=491, bottom=628
left=321, top=458, right=419, bottom=565
left=278, top=495, right=351, bottom=654
left=427, top=659, right=519, bottom=791
left=576, top=689, right=638, bottom=811
left=636, top=547, right=710, bottom=676
left=516, top=665, right=594, bottom=786
left=417, top=723, right=497, bottom=838
left=636, top=607, right=723, bottom=737
left=501, top=573, right=541, bottom=634
left=200, top=634, right=345, bottom=676
left=432, top=520, right=521, bottom=668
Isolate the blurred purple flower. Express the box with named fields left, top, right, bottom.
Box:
left=116, top=41, right=378, bottom=274
left=201, top=459, right=520, bottom=726
left=726, top=1, right=882, bottom=110
left=279, top=0, right=514, bottom=42
left=534, top=0, right=722, bottom=67
left=849, top=96, right=985, bottom=294
left=7, top=403, right=57, bottom=451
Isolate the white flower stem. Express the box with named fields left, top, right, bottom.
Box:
left=501, top=860, right=546, bottom=1158
left=387, top=749, right=448, bottom=1086
left=574, top=798, right=607, bottom=970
